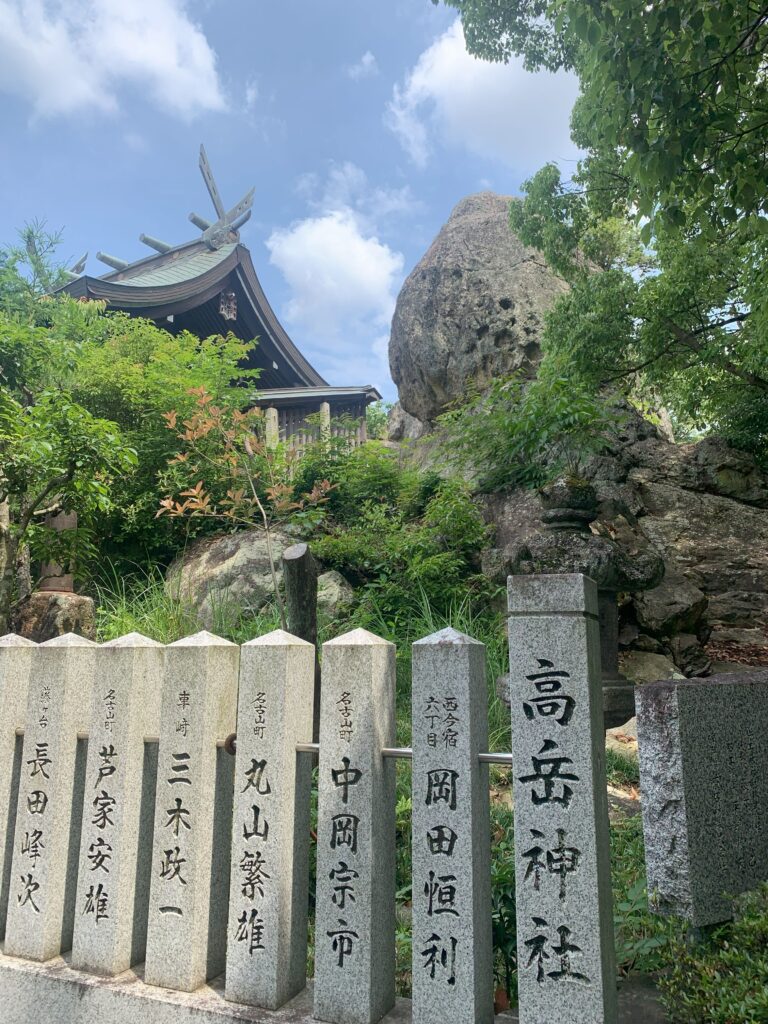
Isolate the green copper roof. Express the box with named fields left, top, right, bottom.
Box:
left=106, top=243, right=238, bottom=288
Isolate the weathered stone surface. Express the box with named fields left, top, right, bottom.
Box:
left=667, top=634, right=711, bottom=678
left=317, top=571, right=354, bottom=619
left=619, top=651, right=683, bottom=686
left=633, top=574, right=708, bottom=638
left=507, top=575, right=617, bottom=1024
left=4, top=634, right=96, bottom=962
left=144, top=632, right=239, bottom=993
left=0, top=634, right=35, bottom=938
left=314, top=628, right=396, bottom=1024
left=389, top=193, right=569, bottom=424
left=605, top=717, right=638, bottom=763
left=509, top=530, right=664, bottom=594
left=477, top=428, right=768, bottom=657
left=478, top=492, right=543, bottom=584
left=71, top=634, right=163, bottom=977
left=225, top=630, right=315, bottom=1010
left=631, top=480, right=768, bottom=639
left=411, top=629, right=493, bottom=1024
left=387, top=403, right=426, bottom=443
left=630, top=634, right=666, bottom=654
left=629, top=435, right=768, bottom=507
left=637, top=669, right=768, bottom=927
left=165, top=529, right=294, bottom=627
left=12, top=592, right=96, bottom=643
left=0, top=954, right=666, bottom=1024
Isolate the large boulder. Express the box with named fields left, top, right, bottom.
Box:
left=619, top=651, right=684, bottom=686
left=387, top=402, right=427, bottom=442
left=387, top=189, right=768, bottom=663
left=475, top=428, right=768, bottom=655
left=13, top=592, right=96, bottom=643
left=633, top=574, right=708, bottom=638
left=434, top=396, right=768, bottom=656
left=165, top=529, right=294, bottom=628
left=317, top=570, right=354, bottom=618
left=389, top=192, right=569, bottom=424
left=633, top=478, right=768, bottom=641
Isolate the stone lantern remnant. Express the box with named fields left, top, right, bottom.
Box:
left=508, top=479, right=664, bottom=729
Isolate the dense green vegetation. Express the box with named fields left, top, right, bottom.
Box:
left=0, top=227, right=258, bottom=629
left=438, top=0, right=768, bottom=459
left=659, top=884, right=768, bottom=1023
left=437, top=371, right=624, bottom=490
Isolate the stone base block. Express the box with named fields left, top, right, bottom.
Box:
left=637, top=669, right=768, bottom=926
left=0, top=950, right=410, bottom=1024
left=0, top=949, right=661, bottom=1024
left=12, top=592, right=96, bottom=643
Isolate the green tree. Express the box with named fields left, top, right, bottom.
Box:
left=437, top=1, right=768, bottom=230
left=68, top=311, right=257, bottom=565
left=0, top=389, right=136, bottom=630
left=435, top=2, right=768, bottom=456
left=156, top=387, right=334, bottom=627
left=510, top=164, right=768, bottom=453
left=0, top=226, right=259, bottom=571
left=0, top=221, right=71, bottom=320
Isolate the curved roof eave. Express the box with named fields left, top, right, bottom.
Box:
left=58, top=243, right=328, bottom=388
left=233, top=246, right=327, bottom=388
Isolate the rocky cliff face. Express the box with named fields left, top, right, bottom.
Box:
left=482, top=420, right=768, bottom=665
left=389, top=192, right=569, bottom=424
left=388, top=193, right=768, bottom=666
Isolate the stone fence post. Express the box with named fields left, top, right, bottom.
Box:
left=507, top=574, right=617, bottom=1024
left=314, top=628, right=396, bottom=1024
left=4, top=633, right=95, bottom=961
left=71, top=633, right=163, bottom=976
left=0, top=635, right=36, bottom=938
left=144, top=631, right=239, bottom=992
left=411, top=628, right=494, bottom=1023
left=225, top=629, right=315, bottom=1009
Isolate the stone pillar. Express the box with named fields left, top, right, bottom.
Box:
left=411, top=628, right=494, bottom=1024
left=282, top=544, right=321, bottom=742
left=0, top=635, right=36, bottom=938
left=507, top=574, right=617, bottom=1024
left=637, top=670, right=768, bottom=927
left=71, top=633, right=164, bottom=976
left=0, top=501, right=13, bottom=634
left=38, top=510, right=77, bottom=594
left=144, top=632, right=239, bottom=992
left=225, top=629, right=315, bottom=1009
left=4, top=634, right=96, bottom=961
left=319, top=401, right=331, bottom=440
left=265, top=407, right=279, bottom=449
left=597, top=589, right=635, bottom=728
left=314, top=628, right=396, bottom=1024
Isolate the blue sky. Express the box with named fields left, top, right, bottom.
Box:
left=0, top=0, right=578, bottom=400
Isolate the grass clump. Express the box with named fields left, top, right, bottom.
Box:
left=605, top=747, right=640, bottom=789
left=611, top=814, right=677, bottom=976
left=658, top=884, right=768, bottom=1024
left=95, top=565, right=280, bottom=644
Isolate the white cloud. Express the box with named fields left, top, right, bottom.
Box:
left=298, top=161, right=420, bottom=228
left=244, top=79, right=259, bottom=111
left=346, top=50, right=379, bottom=80
left=386, top=19, right=579, bottom=171
left=266, top=165, right=409, bottom=389
left=266, top=209, right=402, bottom=340
left=0, top=0, right=225, bottom=119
